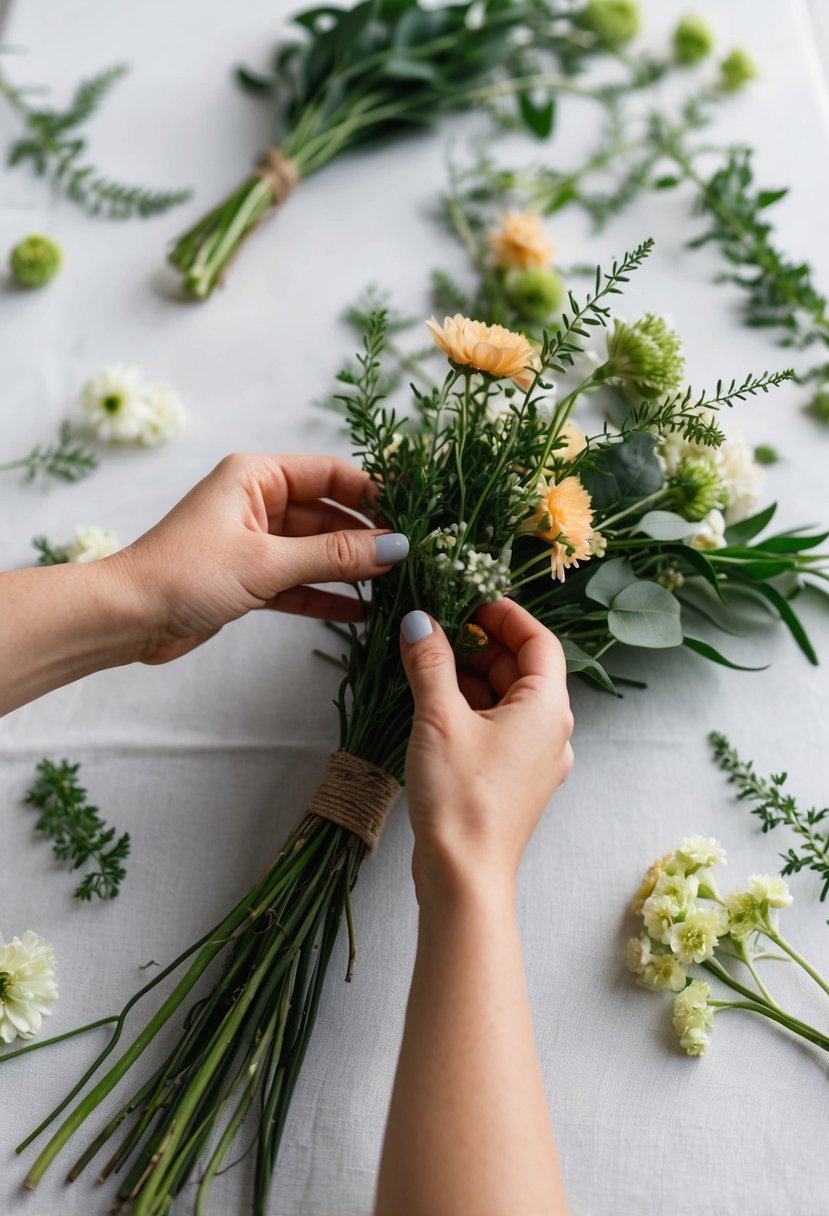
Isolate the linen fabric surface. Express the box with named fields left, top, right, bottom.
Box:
left=1, top=1, right=828, bottom=1213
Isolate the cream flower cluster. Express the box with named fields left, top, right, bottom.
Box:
left=81, top=363, right=186, bottom=446
left=659, top=422, right=763, bottom=543
left=65, top=524, right=119, bottom=563
left=626, top=835, right=797, bottom=1057
left=0, top=930, right=58, bottom=1045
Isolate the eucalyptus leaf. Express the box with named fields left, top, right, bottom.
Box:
left=561, top=639, right=617, bottom=694
left=607, top=581, right=683, bottom=648
left=635, top=510, right=698, bottom=541
left=585, top=556, right=638, bottom=607
left=581, top=432, right=663, bottom=513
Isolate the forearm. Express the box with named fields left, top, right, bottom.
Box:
left=375, top=876, right=568, bottom=1216
left=0, top=557, right=146, bottom=715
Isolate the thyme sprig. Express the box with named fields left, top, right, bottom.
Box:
left=0, top=59, right=191, bottom=217
left=710, top=732, right=829, bottom=909
left=24, top=759, right=130, bottom=901
left=0, top=423, right=97, bottom=483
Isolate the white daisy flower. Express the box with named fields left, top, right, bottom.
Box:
left=139, top=382, right=186, bottom=447
left=676, top=836, right=727, bottom=870
left=66, top=525, right=119, bottom=563
left=81, top=363, right=150, bottom=443
left=0, top=931, right=59, bottom=1045
left=670, top=906, right=729, bottom=965
left=747, top=874, right=793, bottom=909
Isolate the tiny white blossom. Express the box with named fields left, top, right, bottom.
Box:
left=747, top=874, right=792, bottom=909
left=691, top=508, right=726, bottom=551
left=81, top=363, right=150, bottom=443
left=718, top=427, right=763, bottom=524
left=641, top=871, right=698, bottom=942
left=138, top=382, right=186, bottom=447
left=672, top=979, right=714, bottom=1056
left=0, top=931, right=59, bottom=1044
left=676, top=836, right=727, bottom=870
left=679, top=1024, right=711, bottom=1057
left=724, top=890, right=762, bottom=939
left=670, top=906, right=729, bottom=965
left=625, top=933, right=652, bottom=975
left=640, top=953, right=687, bottom=993
left=66, top=525, right=119, bottom=564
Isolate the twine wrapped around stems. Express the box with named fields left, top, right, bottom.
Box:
left=255, top=146, right=300, bottom=202
left=307, top=750, right=400, bottom=852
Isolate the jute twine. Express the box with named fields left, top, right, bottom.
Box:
left=255, top=147, right=300, bottom=203
left=307, top=750, right=400, bottom=853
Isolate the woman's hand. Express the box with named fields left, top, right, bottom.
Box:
left=111, top=452, right=408, bottom=664
left=399, top=599, right=573, bottom=904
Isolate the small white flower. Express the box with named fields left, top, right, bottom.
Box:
left=642, top=876, right=695, bottom=944
left=138, top=382, right=186, bottom=447
left=679, top=1024, right=711, bottom=1057
left=640, top=953, right=687, bottom=993
left=724, top=890, right=762, bottom=939
left=691, top=508, right=726, bottom=551
left=670, top=906, right=729, bottom=964
left=718, top=427, right=763, bottom=524
left=0, top=931, right=59, bottom=1044
left=588, top=531, right=607, bottom=558
left=625, top=933, right=652, bottom=975
left=672, top=979, right=714, bottom=1056
left=81, top=363, right=150, bottom=443
left=747, top=874, right=792, bottom=909
left=66, top=524, right=119, bottom=564
left=676, top=836, right=727, bottom=870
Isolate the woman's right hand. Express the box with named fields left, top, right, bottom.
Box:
left=399, top=599, right=574, bottom=906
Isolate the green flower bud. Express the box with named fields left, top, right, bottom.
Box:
left=603, top=314, right=685, bottom=399
left=753, top=444, right=780, bottom=466
left=671, top=456, right=727, bottom=522
left=582, top=0, right=640, bottom=48
left=673, top=14, right=715, bottom=65
left=504, top=266, right=565, bottom=324
left=719, top=48, right=758, bottom=92
left=9, top=234, right=63, bottom=289
left=808, top=386, right=829, bottom=425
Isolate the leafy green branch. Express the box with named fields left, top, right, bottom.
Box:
left=0, top=422, right=97, bottom=483
left=710, top=732, right=829, bottom=911
left=24, top=759, right=130, bottom=901
left=0, top=60, right=191, bottom=217
left=625, top=369, right=795, bottom=445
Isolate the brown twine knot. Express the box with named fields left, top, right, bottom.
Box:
left=255, top=147, right=300, bottom=203
left=307, top=750, right=400, bottom=853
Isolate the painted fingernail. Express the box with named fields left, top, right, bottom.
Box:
left=401, top=610, right=433, bottom=644
left=375, top=533, right=409, bottom=565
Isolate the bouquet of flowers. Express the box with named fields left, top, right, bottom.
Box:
left=626, top=836, right=829, bottom=1060
left=13, top=247, right=827, bottom=1212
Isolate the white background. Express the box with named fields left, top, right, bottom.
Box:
left=2, top=2, right=829, bottom=1213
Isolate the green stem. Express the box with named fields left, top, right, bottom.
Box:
left=0, top=1016, right=117, bottom=1063
left=597, top=488, right=668, bottom=532
left=766, top=930, right=829, bottom=1001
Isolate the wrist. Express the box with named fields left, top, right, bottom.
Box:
left=415, top=849, right=517, bottom=923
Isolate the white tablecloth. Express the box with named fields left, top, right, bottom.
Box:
left=2, top=2, right=828, bottom=1214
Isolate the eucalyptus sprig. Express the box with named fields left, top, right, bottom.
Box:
left=0, top=59, right=191, bottom=217
left=710, top=733, right=829, bottom=909
left=24, top=759, right=130, bottom=901
left=0, top=422, right=97, bottom=483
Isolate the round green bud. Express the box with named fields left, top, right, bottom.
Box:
left=671, top=456, right=726, bottom=522
left=673, top=14, right=715, bottom=65
left=809, top=386, right=829, bottom=425
left=604, top=313, right=685, bottom=400
left=582, top=0, right=641, bottom=48
left=504, top=267, right=566, bottom=325
left=719, top=48, right=758, bottom=92
left=9, top=234, right=63, bottom=289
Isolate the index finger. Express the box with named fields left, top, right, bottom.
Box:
left=264, top=454, right=380, bottom=513
left=475, top=599, right=566, bottom=686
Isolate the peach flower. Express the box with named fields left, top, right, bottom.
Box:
left=425, top=314, right=540, bottom=389
left=487, top=209, right=555, bottom=270
left=519, top=474, right=595, bottom=582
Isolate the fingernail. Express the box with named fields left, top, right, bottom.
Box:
left=375, top=533, right=409, bottom=565
left=401, top=610, right=433, bottom=644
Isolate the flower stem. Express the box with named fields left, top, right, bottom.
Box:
left=765, top=929, right=829, bottom=1002
left=0, top=1016, right=117, bottom=1063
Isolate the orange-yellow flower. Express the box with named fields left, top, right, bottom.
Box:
left=519, top=475, right=595, bottom=582
left=632, top=853, right=675, bottom=915
left=425, top=314, right=540, bottom=389
left=487, top=209, right=555, bottom=271
left=557, top=420, right=586, bottom=461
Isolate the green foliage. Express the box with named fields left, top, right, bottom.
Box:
left=710, top=733, right=829, bottom=909
left=0, top=60, right=191, bottom=218
left=31, top=536, right=69, bottom=566
left=0, top=422, right=98, bottom=483
left=24, top=759, right=130, bottom=901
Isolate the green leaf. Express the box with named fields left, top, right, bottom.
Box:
left=654, top=175, right=680, bottom=189
left=635, top=510, right=698, bottom=541
left=754, top=529, right=829, bottom=554
left=519, top=92, right=555, bottom=139
left=659, top=542, right=724, bottom=600
left=723, top=501, right=777, bottom=546
left=561, top=639, right=617, bottom=694
left=758, top=188, right=788, bottom=208
left=585, top=556, right=638, bottom=607
left=582, top=432, right=663, bottom=513
left=607, top=581, right=683, bottom=648
left=739, top=581, right=819, bottom=664
left=682, top=636, right=768, bottom=671
left=382, top=56, right=441, bottom=83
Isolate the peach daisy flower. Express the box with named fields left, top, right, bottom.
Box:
left=518, top=474, right=595, bottom=581
left=487, top=209, right=555, bottom=271
left=425, top=314, right=540, bottom=388
left=557, top=420, right=587, bottom=461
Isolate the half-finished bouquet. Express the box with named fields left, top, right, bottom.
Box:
left=11, top=247, right=827, bottom=1213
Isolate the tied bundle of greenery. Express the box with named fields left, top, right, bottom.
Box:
left=166, top=0, right=647, bottom=299
left=10, top=248, right=827, bottom=1212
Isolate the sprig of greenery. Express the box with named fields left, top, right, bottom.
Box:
left=31, top=536, right=69, bottom=566
left=625, top=369, right=795, bottom=444
left=0, top=423, right=97, bottom=483
left=0, top=60, right=191, bottom=217
left=24, top=759, right=130, bottom=901
left=710, top=732, right=829, bottom=909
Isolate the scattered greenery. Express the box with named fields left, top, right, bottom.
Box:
left=711, top=733, right=829, bottom=911
left=0, top=60, right=191, bottom=217
left=8, top=233, right=62, bottom=287
left=24, top=759, right=130, bottom=901
left=0, top=422, right=97, bottom=483
left=31, top=536, right=69, bottom=566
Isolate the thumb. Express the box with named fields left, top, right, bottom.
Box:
left=400, top=611, right=465, bottom=719
left=271, top=529, right=409, bottom=587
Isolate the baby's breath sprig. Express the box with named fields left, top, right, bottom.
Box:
left=0, top=59, right=191, bottom=218
left=710, top=733, right=829, bottom=909
left=0, top=422, right=97, bottom=483
left=24, top=759, right=130, bottom=901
